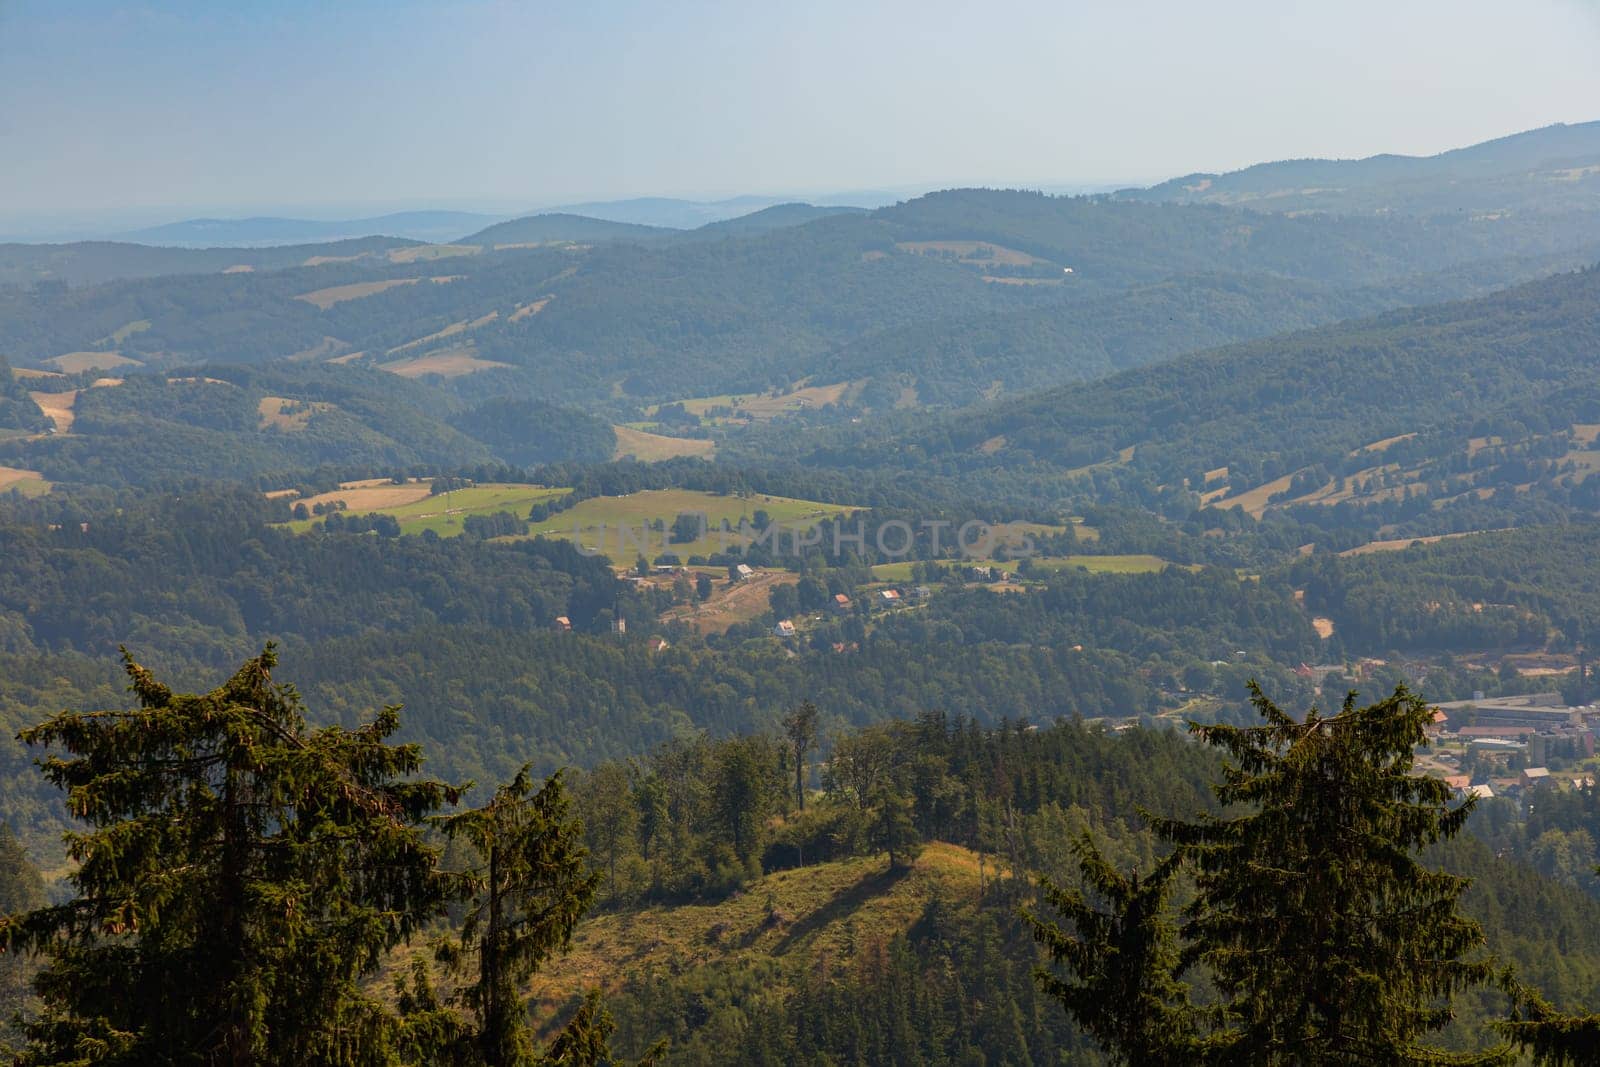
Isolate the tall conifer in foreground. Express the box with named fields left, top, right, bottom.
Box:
left=0, top=646, right=461, bottom=1067
left=1167, top=685, right=1506, bottom=1063
left=1031, top=685, right=1511, bottom=1064
left=433, top=768, right=618, bottom=1067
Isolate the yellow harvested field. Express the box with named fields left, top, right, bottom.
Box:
left=295, top=482, right=435, bottom=512
left=326, top=350, right=366, bottom=365
left=508, top=296, right=553, bottom=321
left=1312, top=616, right=1335, bottom=638
left=30, top=390, right=78, bottom=433
left=91, top=377, right=125, bottom=388
left=222, top=264, right=254, bottom=273
left=378, top=349, right=512, bottom=378
left=301, top=254, right=363, bottom=267
left=982, top=275, right=1060, bottom=285
left=896, top=240, right=1045, bottom=266
left=612, top=424, right=715, bottom=462
left=295, top=278, right=419, bottom=309
left=45, top=351, right=142, bottom=374
left=12, top=367, right=63, bottom=379
left=257, top=396, right=334, bottom=431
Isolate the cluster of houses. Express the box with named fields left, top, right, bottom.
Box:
left=1425, top=692, right=1600, bottom=802
left=771, top=584, right=930, bottom=640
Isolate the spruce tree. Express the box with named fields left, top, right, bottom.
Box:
left=1030, top=685, right=1513, bottom=1063
left=1152, top=685, right=1508, bottom=1064
left=1023, top=835, right=1196, bottom=1066
left=433, top=767, right=606, bottom=1067
left=0, top=646, right=461, bottom=1067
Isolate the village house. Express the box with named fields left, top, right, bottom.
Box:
left=774, top=619, right=797, bottom=639
left=879, top=589, right=901, bottom=603
left=733, top=563, right=755, bottom=581
left=832, top=593, right=852, bottom=613
left=553, top=616, right=572, bottom=632
left=1521, top=766, right=1553, bottom=790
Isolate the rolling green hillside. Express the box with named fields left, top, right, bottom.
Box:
left=800, top=265, right=1600, bottom=526
left=8, top=181, right=1600, bottom=415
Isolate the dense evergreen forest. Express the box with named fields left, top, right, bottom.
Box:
left=6, top=655, right=1600, bottom=1063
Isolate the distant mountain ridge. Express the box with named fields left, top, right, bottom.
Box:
left=457, top=213, right=675, bottom=246
left=1121, top=120, right=1600, bottom=215
left=120, top=211, right=510, bottom=247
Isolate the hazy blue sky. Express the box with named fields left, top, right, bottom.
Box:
left=3, top=0, right=1599, bottom=224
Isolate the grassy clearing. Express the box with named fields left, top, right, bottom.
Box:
left=612, top=424, right=715, bottom=462
left=508, top=296, right=552, bottom=321
left=45, top=351, right=142, bottom=374
left=377, top=347, right=512, bottom=379
left=895, top=240, right=1045, bottom=266
left=295, top=278, right=419, bottom=308
left=387, top=311, right=501, bottom=356
left=29, top=391, right=78, bottom=434
left=527, top=489, right=844, bottom=559
left=97, top=320, right=151, bottom=346
left=524, top=842, right=987, bottom=1011
left=282, top=483, right=570, bottom=536
left=650, top=380, right=861, bottom=423
left=1339, top=530, right=1499, bottom=556
left=0, top=466, right=49, bottom=496
left=386, top=244, right=479, bottom=264
left=257, top=396, right=335, bottom=431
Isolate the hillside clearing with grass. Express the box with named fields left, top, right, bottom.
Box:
left=44, top=351, right=142, bottom=374
left=0, top=466, right=48, bottom=496
left=295, top=278, right=420, bottom=308
left=283, top=482, right=570, bottom=536
left=526, top=488, right=846, bottom=559
left=612, top=424, right=715, bottom=461
left=523, top=843, right=988, bottom=1013
left=377, top=348, right=512, bottom=378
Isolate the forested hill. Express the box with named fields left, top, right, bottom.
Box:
left=0, top=361, right=616, bottom=487
left=1122, top=118, right=1600, bottom=216
left=6, top=187, right=1600, bottom=413
left=797, top=264, right=1600, bottom=515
